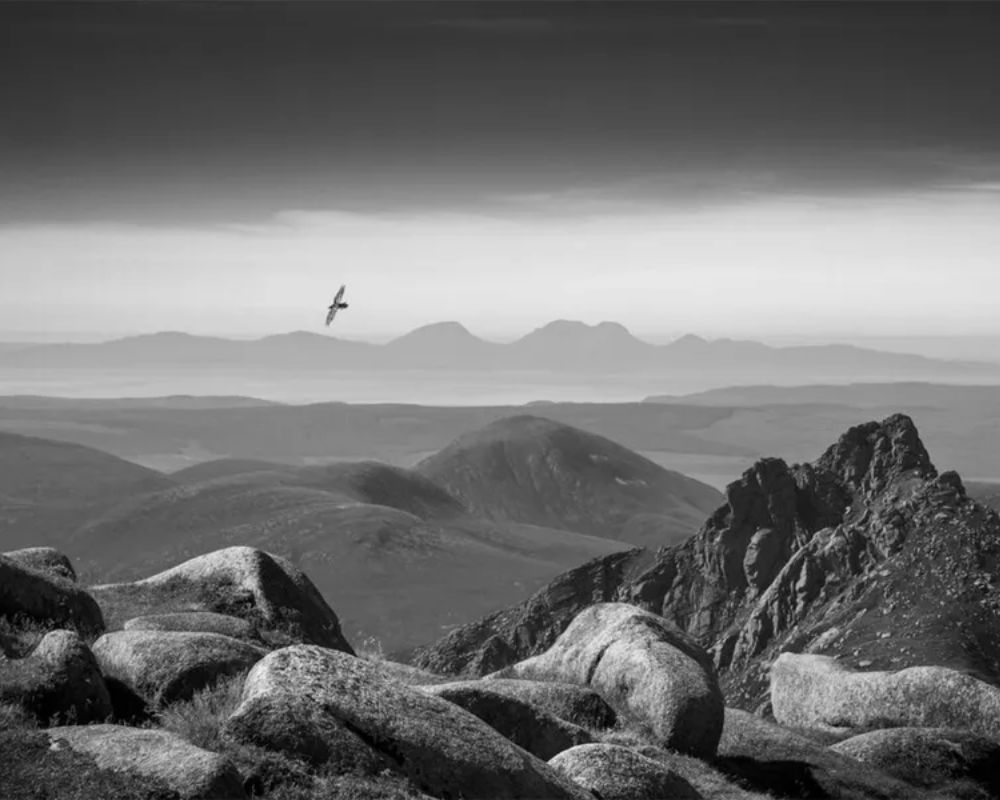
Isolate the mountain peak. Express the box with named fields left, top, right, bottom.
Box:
left=815, top=412, right=936, bottom=497
left=671, top=334, right=709, bottom=347
left=393, top=321, right=477, bottom=341
left=416, top=414, right=722, bottom=546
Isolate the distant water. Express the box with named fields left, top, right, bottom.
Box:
left=0, top=368, right=716, bottom=406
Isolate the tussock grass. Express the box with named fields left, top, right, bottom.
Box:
left=0, top=615, right=53, bottom=658
left=357, top=635, right=385, bottom=662
left=154, top=670, right=248, bottom=752
left=0, top=701, right=37, bottom=731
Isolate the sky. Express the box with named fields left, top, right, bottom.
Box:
left=2, top=1, right=999, bottom=343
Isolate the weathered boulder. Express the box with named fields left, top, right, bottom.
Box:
left=832, top=727, right=1000, bottom=797
left=0, top=630, right=112, bottom=724
left=771, top=653, right=1000, bottom=740
left=93, top=630, right=266, bottom=710
left=716, top=707, right=935, bottom=800
left=476, top=678, right=617, bottom=730
left=1, top=729, right=181, bottom=800
left=3, top=547, right=77, bottom=582
left=124, top=611, right=262, bottom=644
left=224, top=692, right=388, bottom=773
left=420, top=681, right=594, bottom=760
left=225, top=644, right=593, bottom=800
left=0, top=554, right=104, bottom=636
left=46, top=724, right=245, bottom=799
left=411, top=548, right=653, bottom=677
left=548, top=743, right=702, bottom=800
left=496, top=603, right=724, bottom=758
left=90, top=546, right=353, bottom=652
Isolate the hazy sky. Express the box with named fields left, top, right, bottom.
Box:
left=2, top=1, right=999, bottom=341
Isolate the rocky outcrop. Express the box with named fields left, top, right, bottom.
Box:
left=770, top=653, right=1000, bottom=740
left=93, top=629, right=266, bottom=710
left=124, top=611, right=263, bottom=643
left=548, top=744, right=702, bottom=800
left=0, top=630, right=111, bottom=724
left=224, top=644, right=592, bottom=800
left=419, top=681, right=594, bottom=760
left=46, top=724, right=245, bottom=799
left=495, top=603, right=724, bottom=758
left=411, top=548, right=653, bottom=676
left=90, top=546, right=353, bottom=652
left=3, top=547, right=77, bottom=582
left=475, top=678, right=617, bottom=730
left=415, top=414, right=1000, bottom=712
left=831, top=727, right=1000, bottom=797
left=0, top=554, right=104, bottom=636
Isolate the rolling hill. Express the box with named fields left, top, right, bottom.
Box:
left=65, top=457, right=629, bottom=651
left=416, top=415, right=723, bottom=548
left=5, top=425, right=711, bottom=652
left=0, top=431, right=175, bottom=552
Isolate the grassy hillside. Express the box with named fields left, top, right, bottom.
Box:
left=417, top=415, right=722, bottom=548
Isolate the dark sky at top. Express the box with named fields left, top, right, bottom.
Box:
left=2, top=1, right=999, bottom=226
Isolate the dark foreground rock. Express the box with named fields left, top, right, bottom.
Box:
left=93, top=629, right=266, bottom=711
left=420, top=681, right=594, bottom=760
left=0, top=728, right=181, bottom=800
left=548, top=743, right=702, bottom=800
left=3, top=547, right=77, bottom=582
left=716, top=707, right=945, bottom=800
left=90, top=546, right=354, bottom=652
left=46, top=724, right=245, bottom=800
left=224, top=644, right=592, bottom=800
left=0, top=629, right=111, bottom=725
left=476, top=677, right=618, bottom=730
left=831, top=727, right=1000, bottom=798
left=0, top=554, right=104, bottom=636
left=496, top=602, right=724, bottom=758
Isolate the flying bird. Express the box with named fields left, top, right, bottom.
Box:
left=325, top=284, right=349, bottom=325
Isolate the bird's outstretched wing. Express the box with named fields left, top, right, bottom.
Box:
left=333, top=284, right=346, bottom=305
left=325, top=305, right=338, bottom=326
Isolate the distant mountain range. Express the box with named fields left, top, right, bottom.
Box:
left=1, top=321, right=997, bottom=379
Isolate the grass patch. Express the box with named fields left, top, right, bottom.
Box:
left=155, top=670, right=248, bottom=752
left=0, top=701, right=38, bottom=732
left=0, top=615, right=54, bottom=658
left=357, top=636, right=385, bottom=662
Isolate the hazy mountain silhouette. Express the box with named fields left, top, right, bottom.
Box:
left=502, top=320, right=657, bottom=370
left=2, top=322, right=996, bottom=379
left=646, top=382, right=1000, bottom=410
left=416, top=415, right=722, bottom=548
left=383, top=321, right=503, bottom=367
